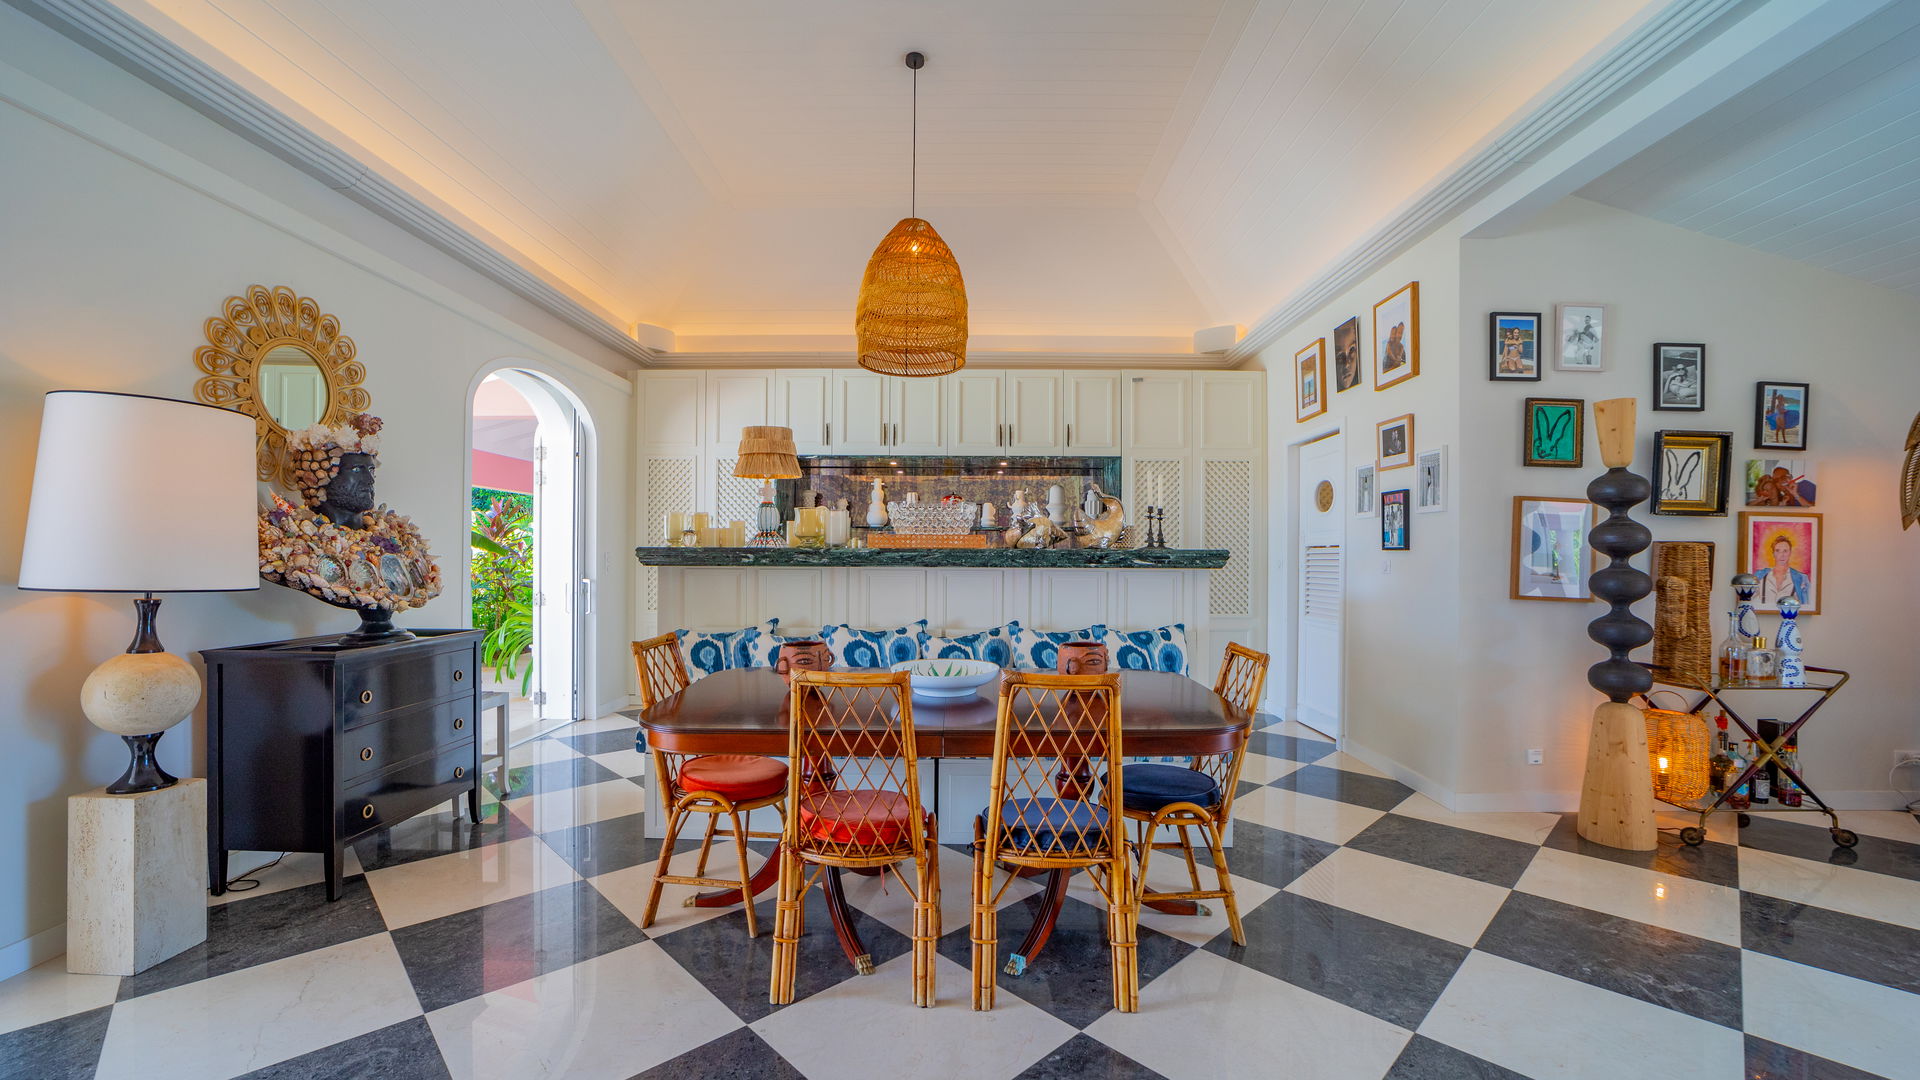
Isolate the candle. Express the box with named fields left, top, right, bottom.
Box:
left=796, top=506, right=827, bottom=538
left=667, top=511, right=690, bottom=544
left=726, top=521, right=747, bottom=547
left=697, top=525, right=719, bottom=547
left=825, top=509, right=851, bottom=547
left=691, top=512, right=711, bottom=531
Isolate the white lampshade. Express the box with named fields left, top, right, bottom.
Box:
left=19, top=391, right=259, bottom=593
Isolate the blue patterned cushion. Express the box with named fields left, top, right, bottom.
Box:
left=675, top=620, right=779, bottom=679
left=819, top=620, right=929, bottom=669
left=1008, top=624, right=1106, bottom=672
left=1115, top=763, right=1219, bottom=814
left=729, top=626, right=819, bottom=669
left=925, top=623, right=1019, bottom=667
left=1102, top=624, right=1189, bottom=675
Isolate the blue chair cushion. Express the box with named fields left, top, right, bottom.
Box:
left=982, top=797, right=1110, bottom=854
left=1117, top=763, right=1220, bottom=815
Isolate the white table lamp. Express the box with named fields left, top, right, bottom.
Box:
left=19, top=391, right=258, bottom=792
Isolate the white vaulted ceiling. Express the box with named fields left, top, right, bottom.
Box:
left=103, top=0, right=1661, bottom=357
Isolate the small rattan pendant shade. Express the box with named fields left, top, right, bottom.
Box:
left=733, top=426, right=801, bottom=479
left=855, top=217, right=967, bottom=377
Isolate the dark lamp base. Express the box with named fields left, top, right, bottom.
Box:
left=336, top=607, right=416, bottom=648
left=107, top=732, right=178, bottom=794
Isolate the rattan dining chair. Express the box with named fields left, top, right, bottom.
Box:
left=971, top=671, right=1136, bottom=1012
left=1119, top=642, right=1267, bottom=946
left=769, top=670, right=939, bottom=1006
left=632, top=632, right=789, bottom=938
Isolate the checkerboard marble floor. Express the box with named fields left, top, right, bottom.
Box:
left=7, top=710, right=1920, bottom=1080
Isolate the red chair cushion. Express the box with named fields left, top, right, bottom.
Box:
left=799, top=789, right=916, bottom=848
left=678, top=754, right=788, bottom=801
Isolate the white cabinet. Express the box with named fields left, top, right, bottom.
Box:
left=1195, top=372, right=1260, bottom=452
left=1006, top=373, right=1062, bottom=452
left=774, top=372, right=831, bottom=454
left=705, top=373, right=770, bottom=449
left=1064, top=373, right=1120, bottom=454
left=893, top=377, right=944, bottom=452
left=831, top=372, right=890, bottom=453
left=942, top=372, right=1063, bottom=453
left=1123, top=371, right=1191, bottom=451
left=639, top=372, right=702, bottom=448
left=945, top=373, right=1005, bottom=453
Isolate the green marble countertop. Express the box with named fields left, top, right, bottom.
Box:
left=633, top=546, right=1230, bottom=569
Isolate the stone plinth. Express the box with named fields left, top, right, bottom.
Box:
left=67, top=778, right=207, bottom=975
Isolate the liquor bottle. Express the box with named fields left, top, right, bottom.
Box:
left=1751, top=743, right=1772, bottom=804
left=1726, top=741, right=1751, bottom=810
left=1708, top=714, right=1734, bottom=794
left=1777, top=740, right=1804, bottom=807
left=1777, top=597, right=1806, bottom=687
left=1717, top=611, right=1748, bottom=685
left=1747, top=636, right=1778, bottom=682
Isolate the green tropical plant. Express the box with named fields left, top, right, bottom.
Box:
left=471, top=497, right=533, bottom=640
left=483, top=585, right=536, bottom=695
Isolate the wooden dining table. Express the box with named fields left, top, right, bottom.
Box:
left=639, top=667, right=1253, bottom=974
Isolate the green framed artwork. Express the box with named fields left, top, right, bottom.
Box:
left=1524, top=397, right=1584, bottom=468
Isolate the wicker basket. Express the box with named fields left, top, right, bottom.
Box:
left=1645, top=700, right=1710, bottom=804
left=1650, top=541, right=1714, bottom=686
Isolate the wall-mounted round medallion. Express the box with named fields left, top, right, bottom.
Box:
left=1315, top=480, right=1335, bottom=512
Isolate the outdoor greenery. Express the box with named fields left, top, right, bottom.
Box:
left=471, top=495, right=535, bottom=693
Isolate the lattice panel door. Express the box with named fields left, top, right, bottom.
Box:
left=1131, top=459, right=1183, bottom=547
left=1204, top=460, right=1254, bottom=616
left=714, top=457, right=763, bottom=530
left=644, top=456, right=696, bottom=611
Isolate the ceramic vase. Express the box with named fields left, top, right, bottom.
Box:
left=1056, top=640, right=1110, bottom=675
left=1776, top=598, right=1805, bottom=687
left=774, top=640, right=833, bottom=683
left=866, top=479, right=889, bottom=529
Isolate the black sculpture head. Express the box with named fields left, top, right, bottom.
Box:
left=316, top=451, right=376, bottom=527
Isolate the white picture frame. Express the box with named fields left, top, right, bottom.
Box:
left=1554, top=302, right=1607, bottom=372
left=1415, top=446, right=1446, bottom=514
left=1354, top=464, right=1376, bottom=516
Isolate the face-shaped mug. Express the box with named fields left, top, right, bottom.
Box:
left=774, top=640, right=833, bottom=683
left=1056, top=640, right=1110, bottom=675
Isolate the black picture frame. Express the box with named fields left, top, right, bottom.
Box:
left=1754, top=381, right=1810, bottom=451
left=1488, top=312, right=1543, bottom=381
left=1652, top=430, right=1732, bottom=516
left=1652, top=342, right=1707, bottom=411
left=1380, top=489, right=1410, bottom=550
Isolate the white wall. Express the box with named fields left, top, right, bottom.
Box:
left=0, top=8, right=634, bottom=972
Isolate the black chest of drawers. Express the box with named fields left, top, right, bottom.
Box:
left=201, top=630, right=484, bottom=900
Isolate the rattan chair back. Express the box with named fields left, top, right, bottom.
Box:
left=632, top=632, right=690, bottom=710
left=983, top=672, right=1125, bottom=866
left=783, top=670, right=926, bottom=863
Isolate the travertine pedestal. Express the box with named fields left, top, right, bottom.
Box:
left=67, top=778, right=207, bottom=975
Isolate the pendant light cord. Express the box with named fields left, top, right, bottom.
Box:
left=910, top=62, right=918, bottom=219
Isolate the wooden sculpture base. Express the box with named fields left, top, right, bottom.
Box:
left=1576, top=701, right=1658, bottom=850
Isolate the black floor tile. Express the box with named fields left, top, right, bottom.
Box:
left=118, top=876, right=387, bottom=1001
left=390, top=880, right=646, bottom=1011
left=630, top=1027, right=800, bottom=1080
left=1268, top=763, right=1414, bottom=811
left=1014, top=1033, right=1167, bottom=1079
left=1744, top=1034, right=1886, bottom=1080
left=504, top=756, right=622, bottom=796
left=352, top=804, right=532, bottom=872
left=1742, top=892, right=1920, bottom=994
left=1204, top=891, right=1469, bottom=1029
left=1385, top=1035, right=1528, bottom=1079
left=1215, top=817, right=1339, bottom=890
left=1243, top=731, right=1336, bottom=764
left=1478, top=892, right=1742, bottom=1027
left=0, top=1005, right=111, bottom=1080
left=236, top=1017, right=451, bottom=1080
left=555, top=728, right=644, bottom=757
left=1541, top=813, right=1740, bottom=888
left=542, top=811, right=663, bottom=877
left=1738, top=816, right=1920, bottom=882
left=1347, top=815, right=1539, bottom=888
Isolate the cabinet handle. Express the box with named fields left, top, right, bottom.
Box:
left=454, top=717, right=466, bottom=731
left=359, top=690, right=373, bottom=705
left=1067, top=423, right=1073, bottom=447
left=453, top=669, right=465, bottom=683
left=360, top=804, right=375, bottom=820
left=454, top=766, right=466, bottom=780
left=826, top=422, right=831, bottom=445
left=359, top=747, right=373, bottom=762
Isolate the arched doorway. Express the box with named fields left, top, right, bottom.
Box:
left=468, top=367, right=595, bottom=745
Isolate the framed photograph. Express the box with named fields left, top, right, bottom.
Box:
left=1354, top=464, right=1376, bottom=516
left=1488, top=312, right=1542, bottom=380
left=1738, top=511, right=1821, bottom=614
left=1415, top=446, right=1446, bottom=514
left=1745, top=459, right=1816, bottom=507
left=1652, top=430, right=1733, bottom=516
left=1372, top=282, right=1420, bottom=390
left=1523, top=397, right=1584, bottom=468
left=1380, top=489, right=1410, bottom=550
left=1554, top=302, right=1606, bottom=371
left=1755, top=381, right=1810, bottom=450
left=1510, top=496, right=1598, bottom=601
left=1377, top=413, right=1415, bottom=471
left=1652, top=343, right=1706, bottom=411
left=1333, top=316, right=1363, bottom=393
left=1294, top=339, right=1327, bottom=422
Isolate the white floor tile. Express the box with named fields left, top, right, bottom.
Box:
left=0, top=958, right=118, bottom=1036
left=512, top=738, right=584, bottom=766
left=506, top=778, right=650, bottom=832
left=1766, top=808, right=1920, bottom=846
left=1086, top=950, right=1409, bottom=1079
left=1316, top=751, right=1392, bottom=779
left=1738, top=847, right=1920, bottom=932
left=1232, top=786, right=1384, bottom=845
left=585, top=839, right=769, bottom=938
left=1417, top=951, right=1743, bottom=1080
left=1515, top=846, right=1741, bottom=946
left=1068, top=860, right=1280, bottom=947
left=94, top=934, right=419, bottom=1080
left=587, top=747, right=647, bottom=778
left=1286, top=847, right=1508, bottom=947
left=753, top=953, right=1076, bottom=1079
left=1743, top=951, right=1920, bottom=1079
left=836, top=844, right=1039, bottom=943
left=1234, top=752, right=1304, bottom=785
left=366, top=835, right=578, bottom=929
left=428, top=942, right=740, bottom=1080
left=560, top=714, right=642, bottom=735
left=1390, top=793, right=1560, bottom=846
left=209, top=849, right=364, bottom=906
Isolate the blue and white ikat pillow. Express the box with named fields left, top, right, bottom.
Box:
left=1102, top=624, right=1189, bottom=675
left=675, top=619, right=779, bottom=679
left=819, top=620, right=930, bottom=669
left=1008, top=624, right=1107, bottom=672
left=729, top=626, right=820, bottom=669
left=924, top=623, right=1019, bottom=668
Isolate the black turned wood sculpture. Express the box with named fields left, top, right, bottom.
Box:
left=1576, top=398, right=1658, bottom=850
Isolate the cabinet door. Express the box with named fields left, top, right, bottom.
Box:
left=706, top=373, right=770, bottom=449
left=638, top=373, right=702, bottom=448
left=1123, top=371, right=1190, bottom=451
left=831, top=372, right=890, bottom=453
left=1195, top=372, right=1261, bottom=452
left=944, top=373, right=1004, bottom=453
left=1006, top=373, right=1062, bottom=453
left=1064, top=373, right=1120, bottom=454
left=891, top=377, right=945, bottom=452
left=774, top=371, right=831, bottom=454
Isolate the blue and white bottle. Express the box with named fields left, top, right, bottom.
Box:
left=1731, top=573, right=1761, bottom=639
left=1776, top=597, right=1805, bottom=687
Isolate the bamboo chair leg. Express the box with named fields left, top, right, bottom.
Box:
left=642, top=802, right=689, bottom=929
left=1177, top=824, right=1204, bottom=894
left=1134, top=819, right=1156, bottom=898
left=970, top=843, right=996, bottom=1011
left=1110, top=859, right=1140, bottom=1013
left=728, top=808, right=758, bottom=938
left=769, top=848, right=801, bottom=1005
left=692, top=813, right=720, bottom=877
left=913, top=853, right=935, bottom=1007
left=1206, top=819, right=1244, bottom=946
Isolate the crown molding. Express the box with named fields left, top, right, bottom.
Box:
left=1224, top=0, right=1747, bottom=365
left=647, top=351, right=1232, bottom=371
left=12, top=0, right=656, bottom=367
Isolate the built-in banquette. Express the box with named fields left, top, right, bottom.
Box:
left=201, top=630, right=483, bottom=900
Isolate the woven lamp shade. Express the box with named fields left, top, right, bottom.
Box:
left=734, top=426, right=801, bottom=480
left=855, top=217, right=967, bottom=377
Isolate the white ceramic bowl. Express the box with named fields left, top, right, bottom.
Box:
left=891, top=658, right=1002, bottom=700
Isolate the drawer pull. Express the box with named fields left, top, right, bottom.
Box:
left=359, top=690, right=374, bottom=705
left=360, top=804, right=375, bottom=820
left=453, top=669, right=466, bottom=683
left=453, top=717, right=466, bottom=731
left=359, top=747, right=374, bottom=762
left=454, top=766, right=466, bottom=779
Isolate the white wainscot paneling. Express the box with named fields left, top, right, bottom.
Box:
left=1031, top=570, right=1109, bottom=631
left=758, top=569, right=826, bottom=631
left=1115, top=570, right=1187, bottom=631
left=933, top=569, right=1012, bottom=633
left=849, top=569, right=930, bottom=630
left=676, top=568, right=754, bottom=629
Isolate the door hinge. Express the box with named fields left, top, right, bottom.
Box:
left=534, top=444, right=548, bottom=461
left=531, top=690, right=548, bottom=706
left=533, top=591, right=547, bottom=607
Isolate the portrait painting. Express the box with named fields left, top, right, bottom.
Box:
left=1333, top=316, right=1362, bottom=393
left=1652, top=430, right=1732, bottom=516
left=1377, top=413, right=1414, bottom=471
left=1380, top=489, right=1410, bottom=550
left=1745, top=459, right=1816, bottom=507
left=1653, top=343, right=1706, bottom=411
left=1354, top=464, right=1376, bottom=516
left=1755, top=381, right=1810, bottom=450
left=1523, top=397, right=1584, bottom=468
left=1738, top=511, right=1821, bottom=614
left=1510, top=496, right=1597, bottom=602
left=1555, top=302, right=1606, bottom=371
left=1488, top=312, right=1542, bottom=380
left=1416, top=446, right=1445, bottom=514
left=1295, top=339, right=1327, bottom=422
left=1373, top=282, right=1420, bottom=390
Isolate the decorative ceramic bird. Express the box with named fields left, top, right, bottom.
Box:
left=1902, top=411, right=1920, bottom=530
left=1079, top=484, right=1127, bottom=549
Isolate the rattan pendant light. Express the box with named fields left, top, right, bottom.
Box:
left=855, top=51, right=967, bottom=377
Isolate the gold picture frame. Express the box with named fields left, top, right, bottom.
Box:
left=1510, top=495, right=1599, bottom=602
left=1377, top=413, right=1415, bottom=470
left=1372, top=281, right=1419, bottom=390
left=1295, top=338, right=1327, bottom=422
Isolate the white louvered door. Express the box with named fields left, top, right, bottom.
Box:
left=1295, top=434, right=1344, bottom=737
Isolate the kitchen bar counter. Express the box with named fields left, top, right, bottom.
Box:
left=633, top=545, right=1229, bottom=569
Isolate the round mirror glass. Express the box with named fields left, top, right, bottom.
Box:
left=257, top=344, right=329, bottom=430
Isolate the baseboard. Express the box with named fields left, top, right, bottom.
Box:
left=0, top=923, right=66, bottom=981
left=596, top=695, right=631, bottom=719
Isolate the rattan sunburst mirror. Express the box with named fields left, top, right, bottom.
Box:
left=193, top=285, right=370, bottom=487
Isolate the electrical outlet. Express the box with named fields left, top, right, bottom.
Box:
left=1527, top=749, right=1545, bottom=765
left=1894, top=750, right=1920, bottom=770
